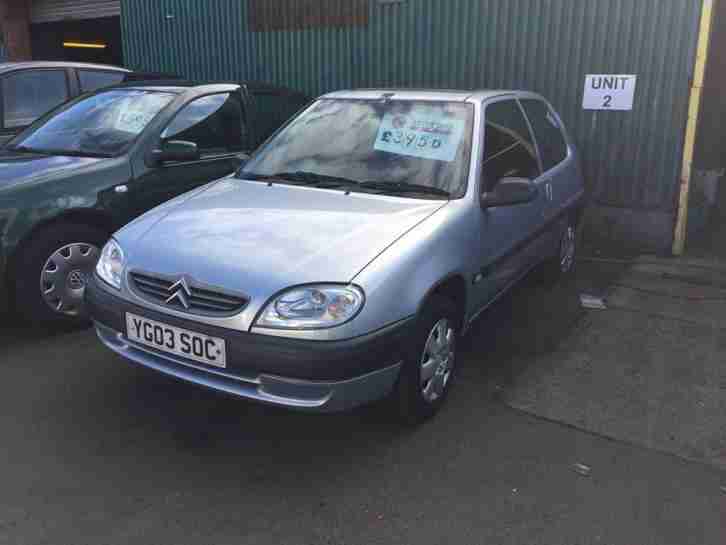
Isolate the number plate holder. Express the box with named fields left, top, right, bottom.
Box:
left=125, top=313, right=227, bottom=369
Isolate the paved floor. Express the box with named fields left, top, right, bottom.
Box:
left=0, top=263, right=724, bottom=545
left=500, top=257, right=726, bottom=470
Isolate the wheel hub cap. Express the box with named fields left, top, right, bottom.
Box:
left=40, top=242, right=100, bottom=316
left=67, top=270, right=86, bottom=290
left=420, top=318, right=456, bottom=403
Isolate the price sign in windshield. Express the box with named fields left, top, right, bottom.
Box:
left=374, top=112, right=466, bottom=162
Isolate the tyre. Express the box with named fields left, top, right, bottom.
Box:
left=543, top=216, right=578, bottom=283
left=13, top=223, right=108, bottom=328
left=394, top=295, right=460, bottom=424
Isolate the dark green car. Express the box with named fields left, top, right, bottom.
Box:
left=0, top=81, right=308, bottom=326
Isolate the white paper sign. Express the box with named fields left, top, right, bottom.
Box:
left=374, top=112, right=466, bottom=162
left=116, top=107, right=156, bottom=133
left=113, top=94, right=170, bottom=134
left=583, top=74, right=637, bottom=111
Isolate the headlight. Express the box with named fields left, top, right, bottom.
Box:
left=95, top=238, right=126, bottom=290
left=256, top=284, right=365, bottom=330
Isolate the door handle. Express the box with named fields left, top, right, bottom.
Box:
left=114, top=185, right=128, bottom=194
left=544, top=182, right=553, bottom=201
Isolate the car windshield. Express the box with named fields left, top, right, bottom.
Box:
left=240, top=98, right=475, bottom=198
left=8, top=89, right=175, bottom=157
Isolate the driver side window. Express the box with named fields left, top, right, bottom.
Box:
left=161, top=93, right=246, bottom=157
left=482, top=100, right=540, bottom=193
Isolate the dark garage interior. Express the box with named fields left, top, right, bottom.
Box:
left=29, top=15, right=122, bottom=65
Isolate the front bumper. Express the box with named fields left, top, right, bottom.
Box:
left=86, top=277, right=410, bottom=413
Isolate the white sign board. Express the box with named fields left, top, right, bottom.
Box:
left=583, top=74, right=637, bottom=111
left=374, top=112, right=466, bottom=162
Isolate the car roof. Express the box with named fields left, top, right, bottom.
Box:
left=321, top=88, right=544, bottom=103
left=105, top=80, right=310, bottom=98
left=107, top=81, right=242, bottom=94
left=0, top=61, right=130, bottom=74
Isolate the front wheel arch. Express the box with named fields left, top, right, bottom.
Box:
left=394, top=294, right=461, bottom=424
left=416, top=274, right=468, bottom=332
left=7, top=210, right=115, bottom=288
left=12, top=221, right=109, bottom=325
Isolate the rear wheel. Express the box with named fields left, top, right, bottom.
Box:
left=13, top=223, right=107, bottom=328
left=395, top=295, right=460, bottom=424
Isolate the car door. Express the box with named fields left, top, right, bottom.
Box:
left=0, top=68, right=71, bottom=145
left=126, top=92, right=250, bottom=219
left=472, top=97, right=545, bottom=309
left=519, top=98, right=576, bottom=242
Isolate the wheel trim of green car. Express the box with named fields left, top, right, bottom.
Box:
left=0, top=80, right=309, bottom=326
left=40, top=242, right=100, bottom=316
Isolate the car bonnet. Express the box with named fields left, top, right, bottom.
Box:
left=116, top=177, right=448, bottom=323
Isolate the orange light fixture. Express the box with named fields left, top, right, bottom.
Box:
left=63, top=41, right=107, bottom=49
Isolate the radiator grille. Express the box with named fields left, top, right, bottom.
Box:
left=129, top=271, right=248, bottom=316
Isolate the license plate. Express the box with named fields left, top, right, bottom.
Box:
left=125, top=313, right=226, bottom=369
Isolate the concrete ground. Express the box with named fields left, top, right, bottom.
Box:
left=0, top=261, right=724, bottom=545
left=496, top=256, right=726, bottom=470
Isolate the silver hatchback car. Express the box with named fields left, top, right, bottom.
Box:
left=87, top=89, right=584, bottom=422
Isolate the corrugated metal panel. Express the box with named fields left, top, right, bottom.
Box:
left=31, top=0, right=121, bottom=23
left=123, top=0, right=702, bottom=213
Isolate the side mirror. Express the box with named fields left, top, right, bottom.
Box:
left=150, top=140, right=199, bottom=165
left=481, top=177, right=538, bottom=208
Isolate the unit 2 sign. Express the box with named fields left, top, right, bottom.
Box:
left=583, top=75, right=637, bottom=111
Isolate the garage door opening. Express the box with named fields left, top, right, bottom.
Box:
left=28, top=0, right=122, bottom=65
left=30, top=16, right=122, bottom=65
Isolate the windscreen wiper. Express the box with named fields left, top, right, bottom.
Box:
left=5, top=145, right=111, bottom=158
left=241, top=172, right=451, bottom=198
left=240, top=171, right=359, bottom=189
left=51, top=149, right=113, bottom=158
left=358, top=181, right=451, bottom=198
left=5, top=145, right=45, bottom=154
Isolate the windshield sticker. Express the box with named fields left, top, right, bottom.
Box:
left=116, top=110, right=155, bottom=133
left=114, top=95, right=167, bottom=134
left=374, top=112, right=466, bottom=162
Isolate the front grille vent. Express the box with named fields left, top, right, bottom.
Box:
left=129, top=271, right=248, bottom=316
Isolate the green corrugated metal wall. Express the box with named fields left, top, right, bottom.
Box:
left=122, top=0, right=703, bottom=248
